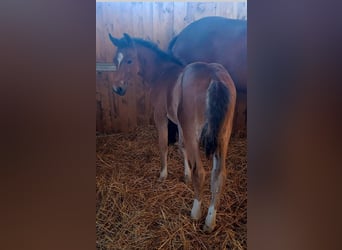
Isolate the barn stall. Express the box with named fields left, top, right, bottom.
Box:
left=96, top=2, right=247, bottom=249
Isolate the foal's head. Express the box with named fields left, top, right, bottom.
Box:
left=108, top=33, right=139, bottom=96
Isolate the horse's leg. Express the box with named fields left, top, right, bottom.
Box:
left=189, top=143, right=205, bottom=220
left=177, top=125, right=191, bottom=184
left=204, top=143, right=228, bottom=232
left=155, top=113, right=169, bottom=180
left=181, top=149, right=192, bottom=184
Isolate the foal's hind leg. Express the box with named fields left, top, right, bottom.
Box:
left=154, top=113, right=169, bottom=180
left=187, top=143, right=205, bottom=220
left=177, top=126, right=192, bottom=184
left=204, top=150, right=227, bottom=233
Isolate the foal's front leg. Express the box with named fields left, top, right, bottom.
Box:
left=154, top=113, right=169, bottom=180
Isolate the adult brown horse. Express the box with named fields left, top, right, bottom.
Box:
left=167, top=16, right=247, bottom=141
left=109, top=33, right=236, bottom=232
left=168, top=16, right=247, bottom=92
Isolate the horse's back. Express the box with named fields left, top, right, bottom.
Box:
left=181, top=62, right=235, bottom=92
left=169, top=16, right=246, bottom=92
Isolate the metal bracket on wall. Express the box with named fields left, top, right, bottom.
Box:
left=96, top=62, right=116, bottom=72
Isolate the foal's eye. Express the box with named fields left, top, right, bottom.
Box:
left=127, top=60, right=132, bottom=64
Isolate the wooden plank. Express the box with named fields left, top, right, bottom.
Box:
left=96, top=3, right=103, bottom=62
left=216, top=2, right=235, bottom=18
left=173, top=2, right=188, bottom=36
left=96, top=72, right=115, bottom=133
left=236, top=1, right=247, bottom=20
left=142, top=2, right=153, bottom=41
left=105, top=3, right=131, bottom=132
left=186, top=2, right=217, bottom=24
left=193, top=2, right=217, bottom=20
left=153, top=2, right=174, bottom=50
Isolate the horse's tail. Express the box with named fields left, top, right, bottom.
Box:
left=167, top=35, right=178, bottom=54
left=200, top=80, right=230, bottom=158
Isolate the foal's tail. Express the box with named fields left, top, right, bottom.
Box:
left=200, top=80, right=230, bottom=158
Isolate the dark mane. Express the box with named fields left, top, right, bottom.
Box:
left=132, top=38, right=184, bottom=66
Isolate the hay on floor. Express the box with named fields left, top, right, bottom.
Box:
left=96, top=125, right=247, bottom=249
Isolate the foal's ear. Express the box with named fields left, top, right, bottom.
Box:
left=123, top=33, right=133, bottom=46
left=108, top=33, right=121, bottom=47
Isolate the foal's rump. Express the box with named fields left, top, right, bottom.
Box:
left=178, top=62, right=236, bottom=156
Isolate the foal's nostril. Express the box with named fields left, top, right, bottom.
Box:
left=112, top=86, right=126, bottom=96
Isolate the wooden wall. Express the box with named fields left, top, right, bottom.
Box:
left=96, top=1, right=247, bottom=134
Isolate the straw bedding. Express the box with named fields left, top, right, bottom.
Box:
left=96, top=125, right=247, bottom=249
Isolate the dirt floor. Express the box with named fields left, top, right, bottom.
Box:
left=96, top=125, right=247, bottom=250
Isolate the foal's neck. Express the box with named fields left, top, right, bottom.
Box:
left=137, top=45, right=183, bottom=86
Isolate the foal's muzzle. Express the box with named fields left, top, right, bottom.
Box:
left=113, top=87, right=126, bottom=96
left=112, top=85, right=127, bottom=96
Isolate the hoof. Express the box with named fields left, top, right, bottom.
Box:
left=158, top=175, right=167, bottom=182
left=191, top=210, right=201, bottom=221
left=179, top=175, right=191, bottom=184
left=204, top=206, right=216, bottom=233
left=203, top=223, right=215, bottom=233
left=184, top=174, right=192, bottom=184
left=158, top=169, right=167, bottom=181
left=191, top=199, right=201, bottom=220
